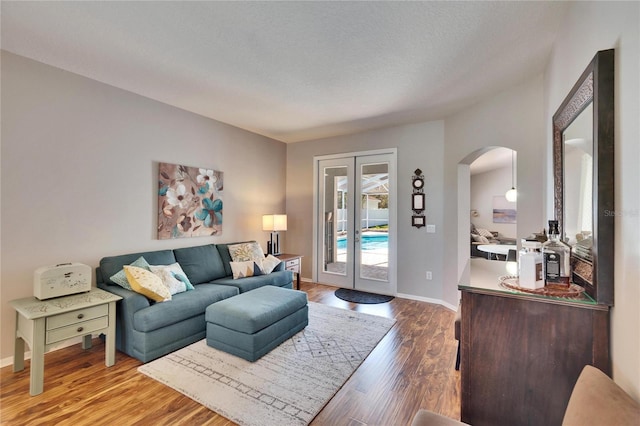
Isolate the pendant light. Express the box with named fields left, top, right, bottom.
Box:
left=505, top=150, right=517, bottom=202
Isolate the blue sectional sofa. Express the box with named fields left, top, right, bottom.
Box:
left=96, top=242, right=293, bottom=362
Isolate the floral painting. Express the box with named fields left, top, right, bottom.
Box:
left=157, top=162, right=223, bottom=239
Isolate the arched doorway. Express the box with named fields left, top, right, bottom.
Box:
left=457, top=147, right=518, bottom=284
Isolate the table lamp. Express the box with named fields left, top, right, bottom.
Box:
left=262, top=214, right=287, bottom=255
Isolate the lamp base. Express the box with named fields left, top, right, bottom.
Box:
left=269, top=232, right=281, bottom=256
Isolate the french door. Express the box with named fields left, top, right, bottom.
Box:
left=314, top=151, right=396, bottom=295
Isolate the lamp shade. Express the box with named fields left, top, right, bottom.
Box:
left=262, top=214, right=287, bottom=231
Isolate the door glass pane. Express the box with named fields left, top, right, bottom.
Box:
left=359, top=163, right=389, bottom=281
left=323, top=166, right=347, bottom=275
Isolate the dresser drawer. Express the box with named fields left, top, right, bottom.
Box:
left=46, top=316, right=109, bottom=344
left=46, top=304, right=108, bottom=330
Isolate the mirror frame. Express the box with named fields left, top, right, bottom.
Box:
left=552, top=49, right=614, bottom=305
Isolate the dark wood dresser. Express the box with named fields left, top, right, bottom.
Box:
left=459, top=259, right=610, bottom=426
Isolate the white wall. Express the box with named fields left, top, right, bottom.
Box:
left=543, top=2, right=639, bottom=399
left=444, top=76, right=546, bottom=306
left=0, top=52, right=287, bottom=362
left=470, top=165, right=518, bottom=238
left=286, top=121, right=446, bottom=302
left=286, top=76, right=545, bottom=310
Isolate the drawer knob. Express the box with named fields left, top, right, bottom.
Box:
left=77, top=327, right=84, bottom=332
left=77, top=314, right=85, bottom=319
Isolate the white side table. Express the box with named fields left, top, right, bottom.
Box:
left=276, top=253, right=303, bottom=290
left=10, top=288, right=122, bottom=396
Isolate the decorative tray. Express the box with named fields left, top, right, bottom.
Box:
left=498, top=275, right=585, bottom=299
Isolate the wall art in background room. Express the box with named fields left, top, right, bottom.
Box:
left=492, top=195, right=516, bottom=224
left=157, top=162, right=223, bottom=239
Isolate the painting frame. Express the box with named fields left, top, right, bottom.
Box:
left=412, top=215, right=426, bottom=228
left=493, top=195, right=517, bottom=224
left=412, top=193, right=425, bottom=212
left=157, top=162, right=224, bottom=239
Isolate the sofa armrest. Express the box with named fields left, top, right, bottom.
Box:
left=562, top=365, right=640, bottom=425
left=97, top=283, right=151, bottom=354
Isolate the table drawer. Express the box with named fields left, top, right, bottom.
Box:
left=285, top=259, right=299, bottom=268
left=46, top=304, right=108, bottom=330
left=46, top=316, right=108, bottom=344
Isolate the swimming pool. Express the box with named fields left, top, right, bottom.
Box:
left=337, top=233, right=388, bottom=251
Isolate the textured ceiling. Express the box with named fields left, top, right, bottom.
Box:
left=1, top=1, right=569, bottom=143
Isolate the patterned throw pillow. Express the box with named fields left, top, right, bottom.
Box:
left=476, top=228, right=494, bottom=238
left=149, top=262, right=194, bottom=295
left=123, top=265, right=172, bottom=302
left=230, top=261, right=263, bottom=280
left=228, top=242, right=265, bottom=265
left=262, top=254, right=282, bottom=274
left=472, top=234, right=490, bottom=244
left=110, top=256, right=151, bottom=290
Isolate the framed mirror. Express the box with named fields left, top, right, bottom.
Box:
left=552, top=49, right=614, bottom=305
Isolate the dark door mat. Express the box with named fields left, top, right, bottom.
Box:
left=334, top=288, right=394, bottom=304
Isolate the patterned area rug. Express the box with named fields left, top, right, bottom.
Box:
left=138, top=302, right=396, bottom=426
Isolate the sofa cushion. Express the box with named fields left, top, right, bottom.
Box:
left=212, top=270, right=293, bottom=293
left=100, top=250, right=176, bottom=286
left=174, top=244, right=226, bottom=284
left=133, top=283, right=239, bottom=332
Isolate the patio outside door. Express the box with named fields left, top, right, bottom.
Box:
left=315, top=151, right=396, bottom=296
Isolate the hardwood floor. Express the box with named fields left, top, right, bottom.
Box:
left=0, top=283, right=460, bottom=425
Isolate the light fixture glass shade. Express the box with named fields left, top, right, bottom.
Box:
left=262, top=214, right=287, bottom=231
left=505, top=188, right=518, bottom=202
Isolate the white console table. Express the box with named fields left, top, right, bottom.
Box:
left=10, top=288, right=121, bottom=396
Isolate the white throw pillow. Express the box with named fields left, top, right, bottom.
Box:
left=472, top=234, right=490, bottom=244
left=262, top=255, right=282, bottom=274
left=230, top=261, right=262, bottom=280
left=149, top=262, right=193, bottom=295
left=476, top=228, right=494, bottom=238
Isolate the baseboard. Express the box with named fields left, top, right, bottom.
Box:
left=0, top=335, right=96, bottom=368
left=395, top=293, right=458, bottom=312
left=302, top=279, right=457, bottom=311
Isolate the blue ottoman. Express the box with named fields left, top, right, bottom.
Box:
left=205, top=286, right=308, bottom=362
